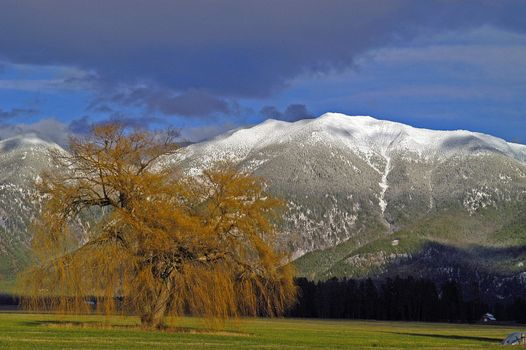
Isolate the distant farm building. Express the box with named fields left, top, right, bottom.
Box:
left=481, top=313, right=496, bottom=322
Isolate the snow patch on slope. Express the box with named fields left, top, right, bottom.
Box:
left=313, top=113, right=526, bottom=161
left=182, top=113, right=526, bottom=166
left=378, top=152, right=391, bottom=214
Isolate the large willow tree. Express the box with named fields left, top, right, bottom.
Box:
left=21, top=123, right=296, bottom=329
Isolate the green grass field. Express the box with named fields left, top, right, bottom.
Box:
left=0, top=313, right=521, bottom=349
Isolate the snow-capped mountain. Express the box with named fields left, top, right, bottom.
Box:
left=2, top=114, right=526, bottom=299
left=181, top=113, right=526, bottom=165
left=174, top=113, right=526, bottom=297
left=176, top=113, right=526, bottom=251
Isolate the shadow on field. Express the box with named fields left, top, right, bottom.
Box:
left=385, top=332, right=501, bottom=343
left=19, top=320, right=135, bottom=329
left=19, top=320, right=251, bottom=336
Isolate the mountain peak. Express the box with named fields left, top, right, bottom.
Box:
left=202, top=113, right=526, bottom=163
left=0, top=133, right=60, bottom=153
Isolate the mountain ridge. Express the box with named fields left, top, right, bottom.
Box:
left=1, top=113, right=526, bottom=300
left=174, top=113, right=526, bottom=298
left=197, top=113, right=526, bottom=163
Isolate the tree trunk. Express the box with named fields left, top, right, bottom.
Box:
left=141, top=278, right=174, bottom=329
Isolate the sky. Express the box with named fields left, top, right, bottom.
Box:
left=0, top=0, right=525, bottom=145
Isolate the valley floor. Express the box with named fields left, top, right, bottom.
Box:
left=0, top=313, right=521, bottom=349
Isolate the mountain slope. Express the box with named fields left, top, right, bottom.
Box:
left=1, top=114, right=526, bottom=300
left=0, top=134, right=61, bottom=279
left=174, top=113, right=526, bottom=297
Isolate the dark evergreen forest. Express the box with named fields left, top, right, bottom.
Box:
left=286, top=277, right=526, bottom=323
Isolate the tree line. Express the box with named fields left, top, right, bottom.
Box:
left=5, top=275, right=526, bottom=323
left=286, top=276, right=526, bottom=323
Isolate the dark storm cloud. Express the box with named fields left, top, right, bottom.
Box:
left=282, top=105, right=314, bottom=122
left=0, top=107, right=38, bottom=121
left=260, top=104, right=313, bottom=122
left=67, top=113, right=168, bottom=142
left=0, top=0, right=524, bottom=99
left=105, top=114, right=166, bottom=129
left=101, top=88, right=233, bottom=118
left=156, top=90, right=230, bottom=117
left=259, top=106, right=282, bottom=120
left=68, top=115, right=91, bottom=134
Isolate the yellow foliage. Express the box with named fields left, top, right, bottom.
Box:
left=19, top=123, right=296, bottom=328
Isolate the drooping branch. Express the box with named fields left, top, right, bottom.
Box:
left=21, top=122, right=296, bottom=329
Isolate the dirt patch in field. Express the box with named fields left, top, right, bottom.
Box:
left=39, top=320, right=251, bottom=336
left=166, top=327, right=251, bottom=337
left=43, top=321, right=135, bottom=329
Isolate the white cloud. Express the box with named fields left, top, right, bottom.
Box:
left=179, top=123, right=241, bottom=142
left=0, top=118, right=71, bottom=146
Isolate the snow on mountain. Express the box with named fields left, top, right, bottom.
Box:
left=0, top=134, right=63, bottom=278
left=2, top=115, right=526, bottom=292
left=175, top=113, right=526, bottom=267
left=182, top=113, right=526, bottom=165
left=0, top=133, right=63, bottom=154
